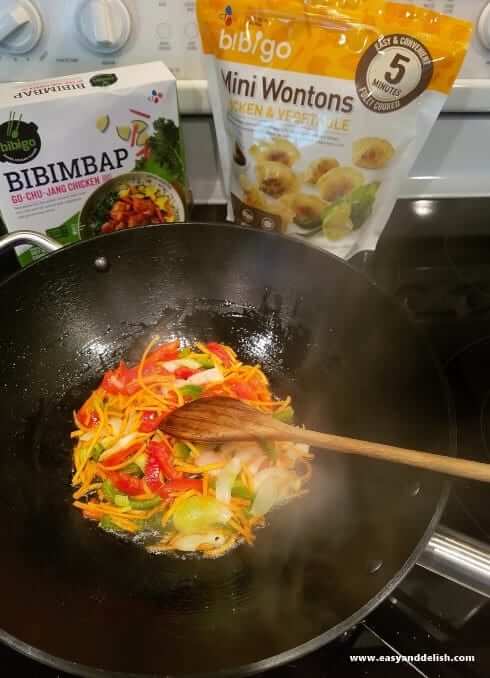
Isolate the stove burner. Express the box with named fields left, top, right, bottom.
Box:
left=375, top=199, right=490, bottom=547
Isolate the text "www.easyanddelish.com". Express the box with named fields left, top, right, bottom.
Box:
left=350, top=653, right=475, bottom=664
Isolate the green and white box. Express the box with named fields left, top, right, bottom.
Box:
left=0, top=61, right=188, bottom=266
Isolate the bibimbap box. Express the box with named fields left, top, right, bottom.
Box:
left=0, top=62, right=188, bottom=265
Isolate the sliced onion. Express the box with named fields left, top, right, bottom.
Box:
left=248, top=455, right=267, bottom=476
left=279, top=441, right=310, bottom=462
left=80, top=431, right=93, bottom=442
left=252, top=467, right=292, bottom=491
left=250, top=468, right=296, bottom=517
left=220, top=441, right=263, bottom=461
left=98, top=432, right=141, bottom=462
left=186, top=367, right=224, bottom=386
left=219, top=442, right=266, bottom=477
left=162, top=358, right=201, bottom=372
left=215, top=457, right=241, bottom=504
left=172, top=531, right=227, bottom=552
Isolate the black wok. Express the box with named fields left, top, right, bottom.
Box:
left=0, top=223, right=452, bottom=677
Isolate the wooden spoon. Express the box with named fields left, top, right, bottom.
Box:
left=162, top=396, right=490, bottom=483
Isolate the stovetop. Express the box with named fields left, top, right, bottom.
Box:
left=1, top=200, right=490, bottom=677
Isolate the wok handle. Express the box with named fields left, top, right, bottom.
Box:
left=420, top=525, right=490, bottom=598
left=281, top=427, right=490, bottom=483
left=0, top=230, right=62, bottom=255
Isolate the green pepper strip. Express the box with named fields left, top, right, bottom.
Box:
left=129, top=497, right=162, bottom=510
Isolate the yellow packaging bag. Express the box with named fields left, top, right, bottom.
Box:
left=197, top=0, right=472, bottom=258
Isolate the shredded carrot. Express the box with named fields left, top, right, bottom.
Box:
left=230, top=497, right=250, bottom=508
left=174, top=461, right=225, bottom=473
left=241, top=465, right=254, bottom=491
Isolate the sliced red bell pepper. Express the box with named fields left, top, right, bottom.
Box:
left=100, top=443, right=141, bottom=468
left=125, top=362, right=169, bottom=381
left=143, top=454, right=201, bottom=497
left=101, top=361, right=139, bottom=395
left=101, top=360, right=170, bottom=396
left=106, top=470, right=145, bottom=496
left=139, top=410, right=167, bottom=433
left=206, top=342, right=232, bottom=367
left=144, top=455, right=167, bottom=497
left=77, top=406, right=99, bottom=428
left=145, top=340, right=180, bottom=364
left=174, top=366, right=199, bottom=380
left=165, top=478, right=203, bottom=493
left=101, top=362, right=128, bottom=394
left=148, top=440, right=181, bottom=480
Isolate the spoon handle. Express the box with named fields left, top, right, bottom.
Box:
left=279, top=426, right=490, bottom=482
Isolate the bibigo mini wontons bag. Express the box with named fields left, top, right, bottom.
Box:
left=197, top=0, right=472, bottom=258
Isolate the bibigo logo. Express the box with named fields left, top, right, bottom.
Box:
left=219, top=29, right=292, bottom=64
left=0, top=113, right=41, bottom=164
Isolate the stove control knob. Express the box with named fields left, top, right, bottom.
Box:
left=0, top=1, right=43, bottom=55
left=76, top=0, right=131, bottom=54
left=478, top=3, right=490, bottom=49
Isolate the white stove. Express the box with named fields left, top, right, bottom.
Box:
left=0, top=1, right=205, bottom=81
left=0, top=0, right=489, bottom=110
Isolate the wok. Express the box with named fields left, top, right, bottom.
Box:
left=0, top=223, right=452, bottom=677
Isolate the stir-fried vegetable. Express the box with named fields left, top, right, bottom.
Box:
left=71, top=338, right=313, bottom=558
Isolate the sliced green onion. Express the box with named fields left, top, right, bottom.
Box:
left=114, top=494, right=130, bottom=508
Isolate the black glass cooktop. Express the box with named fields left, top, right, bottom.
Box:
left=1, top=199, right=489, bottom=677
